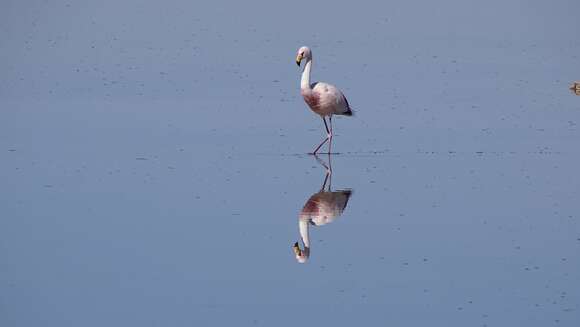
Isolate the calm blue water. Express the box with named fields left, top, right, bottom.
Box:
left=1, top=0, right=579, bottom=326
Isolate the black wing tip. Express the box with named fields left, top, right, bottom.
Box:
left=341, top=95, right=354, bottom=116
left=336, top=189, right=353, bottom=197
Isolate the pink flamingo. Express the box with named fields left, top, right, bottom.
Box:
left=296, top=46, right=354, bottom=155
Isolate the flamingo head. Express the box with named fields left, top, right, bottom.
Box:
left=296, top=46, right=312, bottom=67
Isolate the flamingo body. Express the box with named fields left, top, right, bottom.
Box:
left=301, top=82, right=353, bottom=117
left=300, top=190, right=352, bottom=226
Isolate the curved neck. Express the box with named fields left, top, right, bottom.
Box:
left=301, top=58, right=312, bottom=90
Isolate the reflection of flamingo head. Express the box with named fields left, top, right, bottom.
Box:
left=293, top=219, right=311, bottom=263
left=292, top=241, right=310, bottom=263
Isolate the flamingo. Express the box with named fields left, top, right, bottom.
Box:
left=571, top=81, right=580, bottom=95
left=292, top=155, right=353, bottom=263
left=295, top=46, right=354, bottom=155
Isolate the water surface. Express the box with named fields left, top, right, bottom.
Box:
left=1, top=0, right=579, bottom=326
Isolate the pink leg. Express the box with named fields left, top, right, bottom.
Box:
left=310, top=117, right=331, bottom=155
left=328, top=115, right=333, bottom=154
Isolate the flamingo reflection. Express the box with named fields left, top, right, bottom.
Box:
left=292, top=154, right=353, bottom=263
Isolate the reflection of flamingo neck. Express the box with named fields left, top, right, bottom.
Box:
left=299, top=219, right=310, bottom=248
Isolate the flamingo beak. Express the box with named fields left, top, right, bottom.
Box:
left=292, top=242, right=302, bottom=256
left=296, top=54, right=302, bottom=67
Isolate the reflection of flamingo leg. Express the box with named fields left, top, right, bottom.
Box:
left=327, top=152, right=332, bottom=190
left=320, top=171, right=330, bottom=192
left=314, top=153, right=333, bottom=191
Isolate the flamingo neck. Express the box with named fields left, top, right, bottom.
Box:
left=301, top=58, right=312, bottom=90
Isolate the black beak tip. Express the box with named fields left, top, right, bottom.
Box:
left=296, top=61, right=300, bottom=67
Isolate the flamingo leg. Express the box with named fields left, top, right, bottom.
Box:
left=328, top=115, right=333, bottom=154
left=310, top=117, right=330, bottom=155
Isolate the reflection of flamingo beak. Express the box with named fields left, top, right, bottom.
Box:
left=293, top=242, right=302, bottom=256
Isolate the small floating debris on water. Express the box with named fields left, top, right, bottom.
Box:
left=135, top=157, right=148, bottom=161
left=570, top=81, right=580, bottom=95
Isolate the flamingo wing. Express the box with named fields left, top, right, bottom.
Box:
left=311, top=82, right=352, bottom=116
